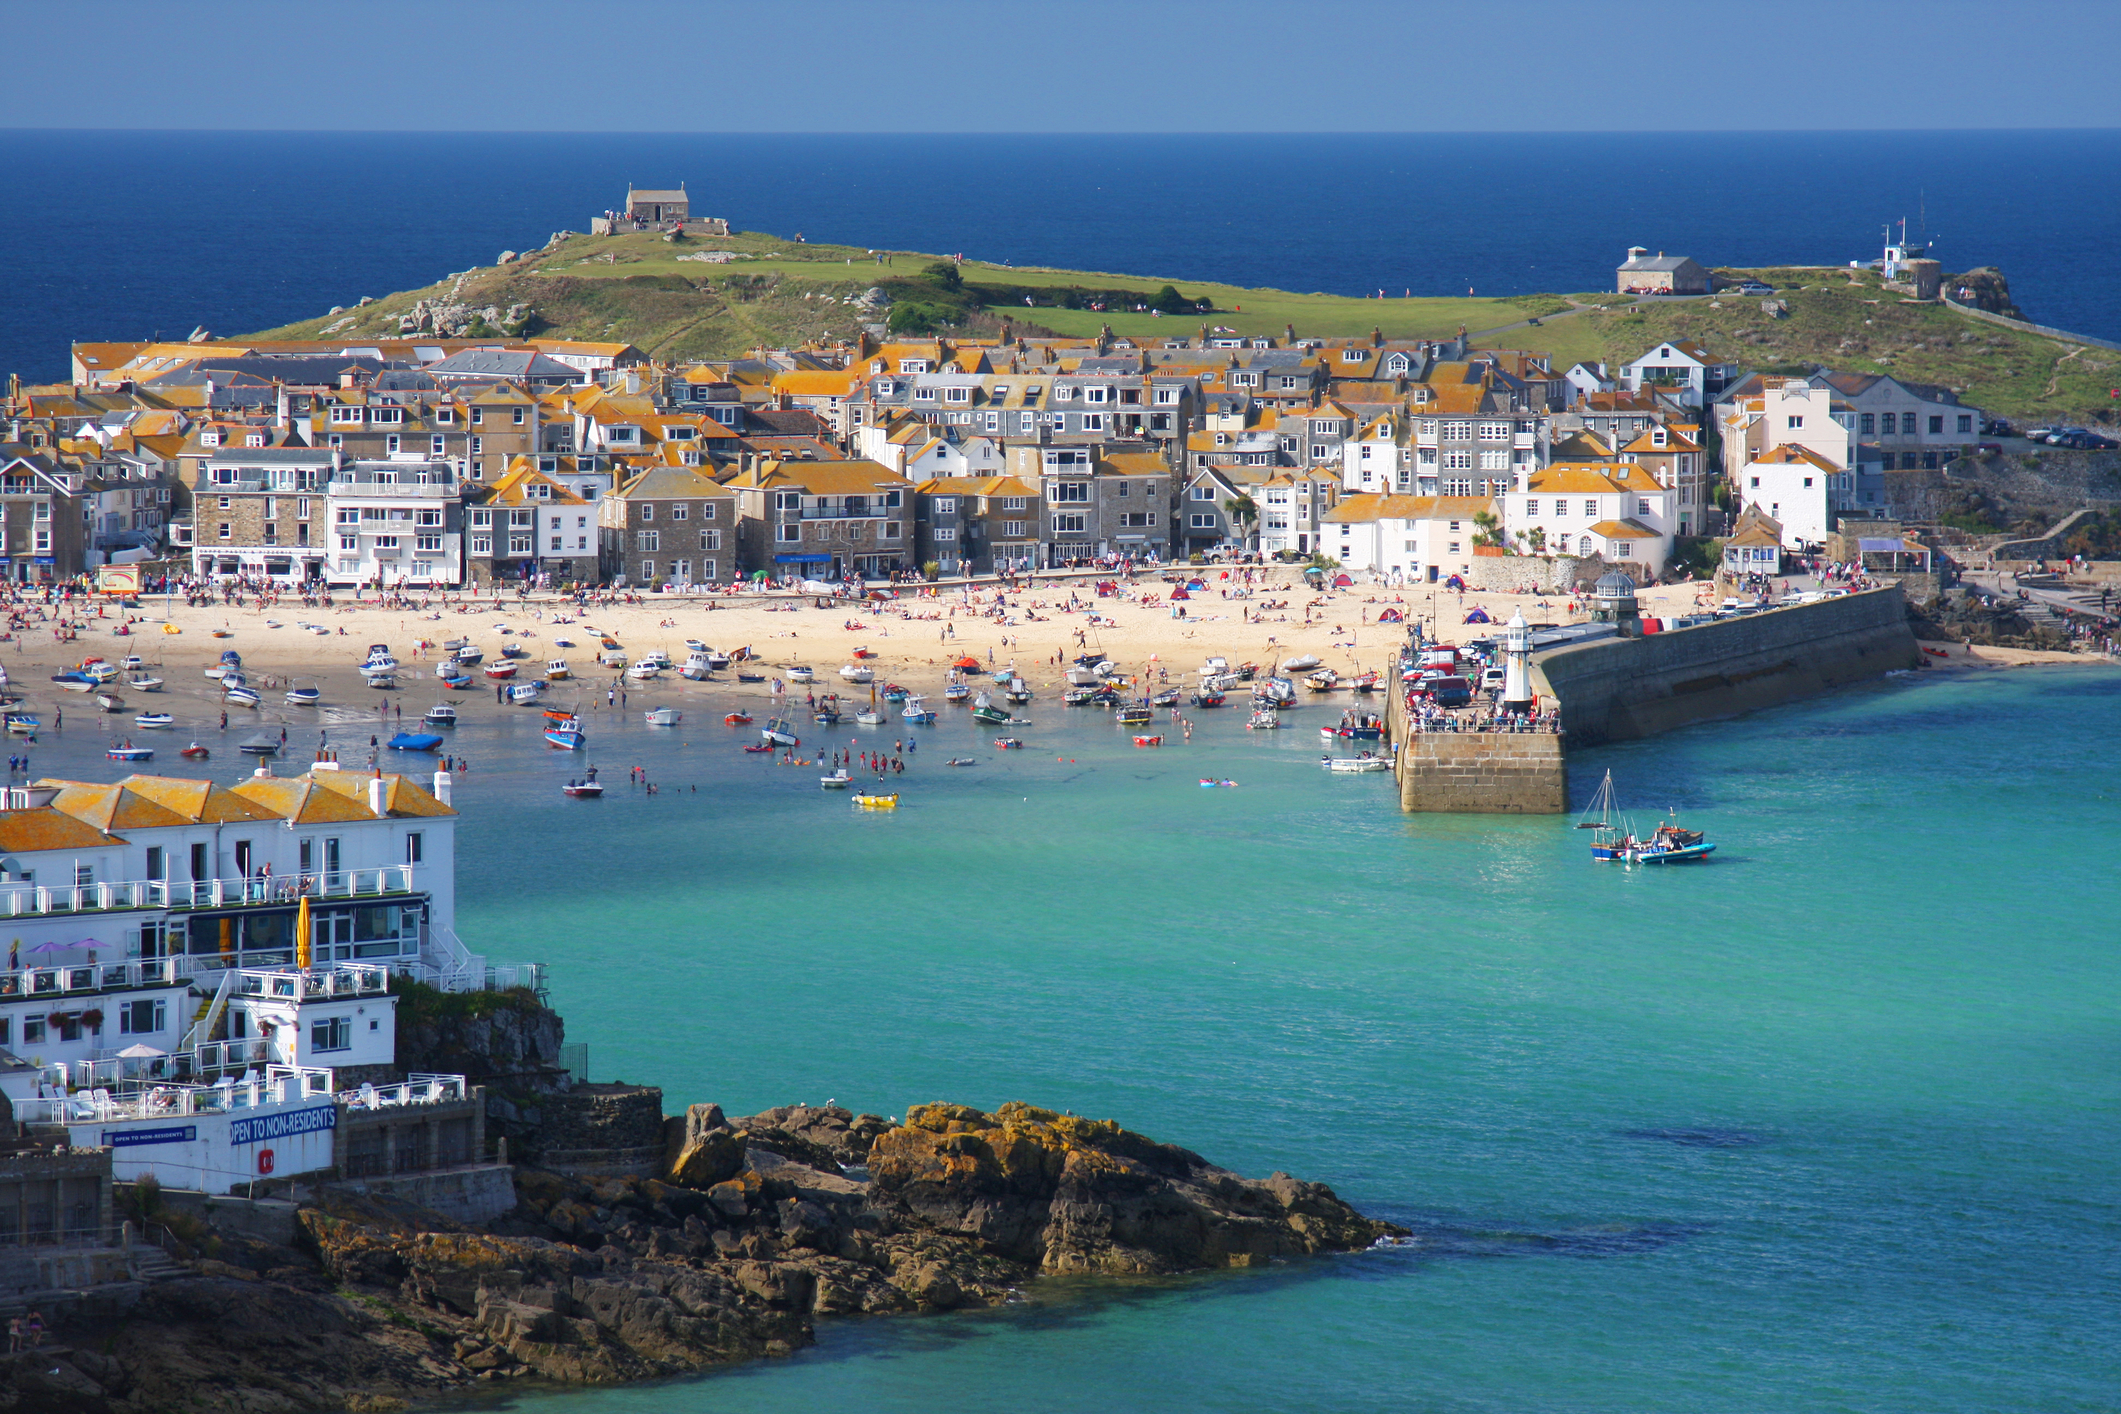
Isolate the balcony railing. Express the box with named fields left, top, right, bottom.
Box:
left=19, top=1064, right=337, bottom=1124
left=339, top=1073, right=468, bottom=1110
left=237, top=962, right=390, bottom=1002
left=0, top=955, right=191, bottom=1000
left=0, top=866, right=420, bottom=918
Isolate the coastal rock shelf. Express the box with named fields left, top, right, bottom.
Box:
left=7, top=1102, right=1401, bottom=1413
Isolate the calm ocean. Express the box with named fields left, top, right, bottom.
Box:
left=25, top=660, right=2121, bottom=1412
left=5, top=129, right=2120, bottom=382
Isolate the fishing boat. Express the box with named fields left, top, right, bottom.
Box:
left=362, top=645, right=397, bottom=672
left=284, top=683, right=320, bottom=706
left=993, top=737, right=1022, bottom=749
left=387, top=732, right=444, bottom=752
left=1150, top=687, right=1180, bottom=707
left=179, top=742, right=209, bottom=759
left=970, top=691, right=1009, bottom=725
left=1005, top=677, right=1032, bottom=704
left=543, top=715, right=586, bottom=750
left=1189, top=691, right=1226, bottom=708
left=362, top=668, right=397, bottom=689
left=787, top=666, right=814, bottom=684
left=1305, top=669, right=1341, bottom=692
left=625, top=662, right=662, bottom=682
left=96, top=689, right=127, bottom=712
left=902, top=695, right=936, bottom=725
left=839, top=663, right=875, bottom=683
left=1117, top=706, right=1155, bottom=726
left=51, top=671, right=95, bottom=692
left=1064, top=665, right=1107, bottom=687
left=238, top=735, right=279, bottom=756
left=813, top=695, right=842, bottom=726
left=881, top=683, right=910, bottom=703
left=1350, top=671, right=1382, bottom=694
left=134, top=712, right=174, bottom=729
left=679, top=652, right=714, bottom=682
left=705, top=648, right=731, bottom=670
left=562, top=779, right=604, bottom=798
left=1247, top=709, right=1280, bottom=730
left=223, top=685, right=260, bottom=708
left=507, top=681, right=545, bottom=705
left=855, top=707, right=886, bottom=725
left=546, top=659, right=572, bottom=681
left=851, top=793, right=899, bottom=809
left=761, top=717, right=800, bottom=747
left=455, top=645, right=484, bottom=665
left=941, top=681, right=971, bottom=703
left=425, top=703, right=458, bottom=727
left=737, top=672, right=766, bottom=684
left=1133, top=735, right=1163, bottom=747
left=646, top=706, right=683, bottom=727
left=1256, top=676, right=1297, bottom=706
left=106, top=743, right=153, bottom=762
left=723, top=712, right=753, bottom=726
left=819, top=769, right=852, bottom=789
left=1628, top=814, right=1717, bottom=864
left=4, top=713, right=38, bottom=735
left=483, top=661, right=517, bottom=680
left=1321, top=754, right=1389, bottom=773
left=126, top=674, right=164, bottom=692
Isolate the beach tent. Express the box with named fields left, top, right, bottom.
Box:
left=1169, top=588, right=1190, bottom=600
left=1463, top=606, right=1493, bottom=624
left=952, top=656, right=982, bottom=670
left=1376, top=608, right=1404, bottom=623
left=1332, top=574, right=1354, bottom=588
left=1443, top=574, right=1466, bottom=591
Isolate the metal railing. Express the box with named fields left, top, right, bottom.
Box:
left=0, top=955, right=190, bottom=999
left=18, top=1064, right=337, bottom=1125
left=337, top=1073, right=468, bottom=1110
left=236, top=962, right=391, bottom=1003
left=0, top=867, right=420, bottom=918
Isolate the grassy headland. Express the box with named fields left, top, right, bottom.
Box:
left=247, top=228, right=2118, bottom=421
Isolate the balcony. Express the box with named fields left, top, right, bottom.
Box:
left=0, top=955, right=190, bottom=1000
left=0, top=866, right=421, bottom=919
left=236, top=961, right=390, bottom=1003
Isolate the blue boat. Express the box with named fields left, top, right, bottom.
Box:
left=107, top=745, right=153, bottom=761
left=387, top=732, right=444, bottom=752
left=543, top=714, right=586, bottom=750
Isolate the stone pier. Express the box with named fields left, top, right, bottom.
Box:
left=1395, top=730, right=1568, bottom=813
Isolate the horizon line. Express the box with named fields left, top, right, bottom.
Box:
left=3, top=126, right=2119, bottom=137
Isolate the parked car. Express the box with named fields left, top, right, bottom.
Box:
left=1734, top=279, right=1775, bottom=295
left=1981, top=418, right=2015, bottom=437
left=1416, top=675, right=1475, bottom=708
left=1479, top=666, right=1507, bottom=693
left=2025, top=426, right=2060, bottom=443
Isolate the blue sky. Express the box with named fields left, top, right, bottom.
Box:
left=7, top=0, right=2117, bottom=132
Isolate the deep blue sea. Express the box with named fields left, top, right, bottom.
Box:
left=19, top=644, right=2121, bottom=1414
left=5, top=129, right=2120, bottom=382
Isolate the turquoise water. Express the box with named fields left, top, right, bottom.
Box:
left=53, top=665, right=2120, bottom=1410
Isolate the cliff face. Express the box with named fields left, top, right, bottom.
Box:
left=4, top=1101, right=1402, bottom=1412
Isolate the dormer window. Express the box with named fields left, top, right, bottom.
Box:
left=245, top=432, right=266, bottom=448
left=898, top=360, right=931, bottom=374
left=913, top=387, right=936, bottom=401
left=370, top=406, right=403, bottom=426
left=1341, top=349, right=1366, bottom=363
left=329, top=406, right=364, bottom=425
left=944, top=386, right=970, bottom=404
left=199, top=429, right=222, bottom=448
left=1083, top=386, right=1108, bottom=404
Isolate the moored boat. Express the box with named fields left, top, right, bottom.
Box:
left=839, top=663, right=874, bottom=683
left=1133, top=735, right=1163, bottom=747
left=1247, top=710, right=1280, bottom=730
left=127, top=674, right=164, bottom=692
left=507, top=681, right=545, bottom=705
left=787, top=666, right=814, bottom=684
left=646, top=706, right=683, bottom=727
left=851, top=792, right=898, bottom=809
left=52, top=671, right=95, bottom=692
left=179, top=742, right=209, bottom=759
left=134, top=712, right=174, bottom=729
left=106, top=743, right=153, bottom=762
left=425, top=703, right=458, bottom=727
left=483, top=662, right=518, bottom=680
left=223, top=685, right=260, bottom=708
left=723, top=712, right=753, bottom=726
left=543, top=715, right=586, bottom=750
left=1321, top=754, right=1389, bottom=773
left=1117, top=706, right=1155, bottom=726
left=238, top=735, right=279, bottom=756
left=547, top=659, right=572, bottom=681
left=562, top=779, right=604, bottom=798
left=761, top=717, right=800, bottom=747
left=284, top=683, right=321, bottom=706
left=387, top=731, right=444, bottom=752
left=4, top=713, right=38, bottom=735
left=819, top=769, right=852, bottom=789
left=902, top=695, right=935, bottom=724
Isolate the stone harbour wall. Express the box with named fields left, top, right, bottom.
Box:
left=1460, top=552, right=1615, bottom=594
left=1396, top=731, right=1568, bottom=813
left=1530, top=586, right=1920, bottom=745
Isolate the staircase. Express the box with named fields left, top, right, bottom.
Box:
left=180, top=969, right=237, bottom=1052
left=127, top=1248, right=186, bottom=1284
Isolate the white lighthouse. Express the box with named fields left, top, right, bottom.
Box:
left=1502, top=609, right=1533, bottom=715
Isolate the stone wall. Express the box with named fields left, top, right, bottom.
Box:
left=1396, top=731, right=1568, bottom=814
left=320, top=1163, right=518, bottom=1226
left=535, top=1083, right=667, bottom=1177
left=1530, top=586, right=1920, bottom=744
left=1461, top=552, right=1613, bottom=593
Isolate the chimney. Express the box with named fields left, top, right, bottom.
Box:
left=368, top=772, right=388, bottom=817
left=431, top=767, right=453, bottom=805
left=1284, top=324, right=1296, bottom=345
left=1627, top=246, right=1646, bottom=262
left=252, top=762, right=273, bottom=778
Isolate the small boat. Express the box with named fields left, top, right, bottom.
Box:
left=761, top=717, right=800, bottom=747
left=1628, top=817, right=1717, bottom=865
left=437, top=667, right=472, bottom=689
left=119, top=655, right=145, bottom=672
left=96, top=691, right=126, bottom=712
left=238, top=735, right=280, bottom=756
left=684, top=638, right=708, bottom=654
left=363, top=645, right=397, bottom=672
left=1117, top=706, right=1155, bottom=726
left=1189, top=692, right=1226, bottom=708
left=544, top=716, right=586, bottom=750
left=223, top=686, right=260, bottom=708
left=83, top=661, right=120, bottom=683
left=1133, top=735, right=1163, bottom=747
left=134, top=712, right=174, bottom=729
left=1281, top=654, right=1321, bottom=672
left=51, top=672, right=96, bottom=691
left=507, top=681, right=545, bottom=705
left=455, top=645, right=484, bottom=665
left=562, top=780, right=604, bottom=798
left=902, top=695, right=935, bottom=725
left=284, top=684, right=320, bottom=706
left=970, top=691, right=1008, bottom=725
left=881, top=683, right=910, bottom=703
left=4, top=713, right=38, bottom=735
left=1150, top=688, right=1180, bottom=707
left=724, top=712, right=754, bottom=726
left=179, top=742, right=209, bottom=759
left=943, top=758, right=977, bottom=767
left=855, top=708, right=886, bottom=725
left=741, top=743, right=775, bottom=754
left=1247, top=710, right=1280, bottom=730
left=990, top=668, right=1014, bottom=684
left=363, top=670, right=397, bottom=690
left=942, top=682, right=971, bottom=702
left=501, top=643, right=530, bottom=661
left=813, top=695, right=842, bottom=725
left=737, top=673, right=766, bottom=684
left=127, top=675, right=164, bottom=692
left=546, top=659, right=571, bottom=681
left=387, top=732, right=444, bottom=752
left=1322, top=754, right=1390, bottom=773
left=425, top=703, right=458, bottom=726
left=680, top=653, right=714, bottom=682
left=1350, top=671, right=1382, bottom=694
left=819, top=769, right=852, bottom=789
left=851, top=793, right=899, bottom=809
left=993, top=737, right=1023, bottom=749
left=706, top=649, right=731, bottom=670
left=1005, top=677, right=1032, bottom=704
left=646, top=707, right=683, bottom=727
left=787, top=666, right=814, bottom=684
left=625, top=662, right=662, bottom=681
left=202, top=664, right=233, bottom=682
left=1306, top=670, right=1340, bottom=692
left=106, top=744, right=153, bottom=762
left=484, top=662, right=518, bottom=680
left=839, top=663, right=874, bottom=683
left=1198, top=778, right=1239, bottom=789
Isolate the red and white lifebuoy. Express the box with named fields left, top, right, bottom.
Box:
left=257, top=1148, right=275, bottom=1176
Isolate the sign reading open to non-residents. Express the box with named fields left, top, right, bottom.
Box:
left=230, top=1104, right=337, bottom=1146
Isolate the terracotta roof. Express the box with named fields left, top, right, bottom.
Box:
left=0, top=807, right=126, bottom=852
left=1587, top=518, right=1661, bottom=539
left=39, top=776, right=281, bottom=827
left=1750, top=445, right=1842, bottom=471
left=1526, top=463, right=1664, bottom=493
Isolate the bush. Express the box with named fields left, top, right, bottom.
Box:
left=921, top=261, right=963, bottom=293
left=921, top=560, right=942, bottom=580
left=888, top=301, right=953, bottom=334
left=1151, top=284, right=1195, bottom=315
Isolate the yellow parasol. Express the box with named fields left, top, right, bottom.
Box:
left=295, top=894, right=311, bottom=970
left=218, top=917, right=233, bottom=959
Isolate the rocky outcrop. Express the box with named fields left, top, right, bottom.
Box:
left=4, top=1102, right=1399, bottom=1412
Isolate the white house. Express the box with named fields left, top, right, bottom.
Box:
left=1563, top=362, right=1614, bottom=400
left=1621, top=340, right=1739, bottom=410
left=325, top=457, right=465, bottom=588
left=1339, top=413, right=1409, bottom=495
left=1733, top=445, right=1840, bottom=549
left=1718, top=380, right=1855, bottom=548
left=1321, top=493, right=1497, bottom=582
left=1506, top=463, right=1673, bottom=575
